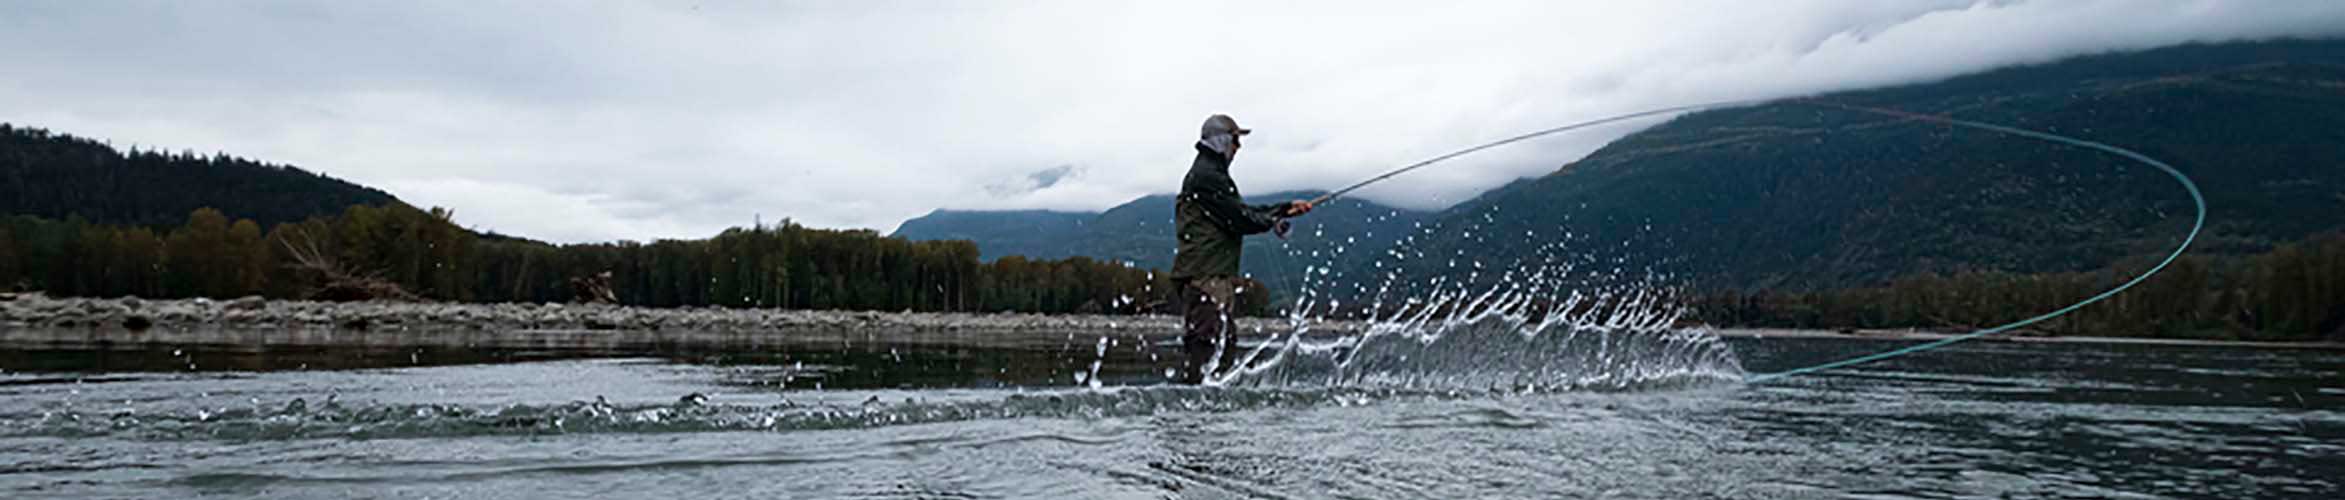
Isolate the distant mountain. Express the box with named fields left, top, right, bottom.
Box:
left=893, top=209, right=1096, bottom=261
left=903, top=39, right=2345, bottom=297
left=0, top=124, right=401, bottom=227
left=895, top=190, right=1429, bottom=292
left=1413, top=39, right=2345, bottom=290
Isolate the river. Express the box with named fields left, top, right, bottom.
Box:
left=1, top=326, right=2337, bottom=498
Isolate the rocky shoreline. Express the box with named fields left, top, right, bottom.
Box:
left=5, top=293, right=2335, bottom=351
left=0, top=293, right=1338, bottom=335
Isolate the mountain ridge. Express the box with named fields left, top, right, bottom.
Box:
left=893, top=39, right=2345, bottom=293
left=1414, top=39, right=2345, bottom=290
left=896, top=190, right=1431, bottom=292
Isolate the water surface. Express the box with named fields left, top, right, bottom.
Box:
left=1, top=327, right=2337, bottom=498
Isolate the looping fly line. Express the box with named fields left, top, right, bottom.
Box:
left=1309, top=98, right=2206, bottom=384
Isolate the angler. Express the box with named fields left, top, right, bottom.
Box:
left=1172, top=114, right=1315, bottom=384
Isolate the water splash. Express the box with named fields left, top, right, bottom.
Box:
left=1207, top=288, right=1743, bottom=392
left=1207, top=209, right=1744, bottom=391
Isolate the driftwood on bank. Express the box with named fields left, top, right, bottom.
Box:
left=569, top=271, right=618, bottom=304
left=279, top=227, right=419, bottom=302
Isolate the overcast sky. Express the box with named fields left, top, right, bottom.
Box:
left=5, top=1, right=2341, bottom=243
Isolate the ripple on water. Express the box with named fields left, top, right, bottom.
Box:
left=2, top=385, right=1561, bottom=441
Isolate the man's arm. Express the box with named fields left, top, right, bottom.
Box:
left=1193, top=186, right=1282, bottom=235
left=1183, top=167, right=1284, bottom=235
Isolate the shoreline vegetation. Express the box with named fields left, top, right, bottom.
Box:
left=1687, top=231, right=2345, bottom=344
left=0, top=204, right=1272, bottom=318
left=1, top=204, right=2340, bottom=344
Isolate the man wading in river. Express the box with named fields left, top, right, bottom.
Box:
left=1173, top=114, right=1313, bottom=384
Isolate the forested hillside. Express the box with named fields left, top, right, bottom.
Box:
left=0, top=206, right=1210, bottom=315
left=1421, top=39, right=2345, bottom=290
left=896, top=41, right=2345, bottom=295
left=0, top=125, right=399, bottom=228
left=0, top=125, right=1227, bottom=315
left=887, top=40, right=2345, bottom=339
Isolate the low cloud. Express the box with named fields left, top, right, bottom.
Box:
left=376, top=178, right=699, bottom=244
left=4, top=1, right=2341, bottom=242
left=987, top=164, right=1083, bottom=197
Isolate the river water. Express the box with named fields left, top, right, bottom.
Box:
left=0, top=324, right=2337, bottom=499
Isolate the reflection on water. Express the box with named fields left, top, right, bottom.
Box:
left=0, top=327, right=1191, bottom=389
left=1, top=327, right=2339, bottom=499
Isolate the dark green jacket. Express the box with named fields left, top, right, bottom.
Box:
left=1173, top=144, right=1284, bottom=280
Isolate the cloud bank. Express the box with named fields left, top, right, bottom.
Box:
left=3, top=0, right=2340, bottom=243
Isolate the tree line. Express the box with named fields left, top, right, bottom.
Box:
left=1688, top=232, right=2345, bottom=342
left=12, top=200, right=2329, bottom=339
left=0, top=204, right=1273, bottom=316
left=1, top=124, right=398, bottom=229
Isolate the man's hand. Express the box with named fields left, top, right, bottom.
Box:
left=1282, top=200, right=1315, bottom=217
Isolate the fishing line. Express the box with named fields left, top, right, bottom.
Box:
left=1303, top=98, right=2206, bottom=384
left=1741, top=100, right=2204, bottom=383
left=1306, top=100, right=1758, bottom=206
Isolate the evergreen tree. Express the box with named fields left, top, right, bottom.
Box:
left=163, top=208, right=232, bottom=297
left=228, top=219, right=269, bottom=296
left=0, top=224, right=17, bottom=289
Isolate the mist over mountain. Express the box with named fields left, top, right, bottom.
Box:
left=897, top=39, right=2345, bottom=295
left=1414, top=38, right=2345, bottom=290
